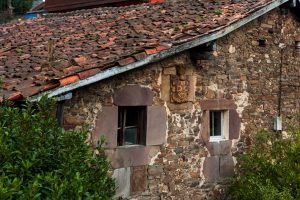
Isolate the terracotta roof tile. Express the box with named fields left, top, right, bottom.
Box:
left=78, top=68, right=101, bottom=79
left=145, top=48, right=159, bottom=55
left=133, top=52, right=147, bottom=61
left=7, top=91, right=22, bottom=101
left=21, top=86, right=41, bottom=97
left=59, top=75, right=80, bottom=86
left=42, top=81, right=60, bottom=91
left=0, top=0, right=276, bottom=100
left=117, top=57, right=136, bottom=66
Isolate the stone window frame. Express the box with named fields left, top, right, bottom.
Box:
left=200, top=99, right=241, bottom=182
left=93, top=85, right=167, bottom=168
left=200, top=99, right=241, bottom=144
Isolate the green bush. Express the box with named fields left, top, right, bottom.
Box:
left=12, top=0, right=33, bottom=14
left=0, top=0, right=33, bottom=14
left=0, top=97, right=115, bottom=199
left=228, top=121, right=300, bottom=200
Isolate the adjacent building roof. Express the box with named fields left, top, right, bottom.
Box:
left=0, top=0, right=289, bottom=101
left=44, top=0, right=132, bottom=12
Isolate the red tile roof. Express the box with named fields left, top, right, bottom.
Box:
left=0, top=0, right=279, bottom=101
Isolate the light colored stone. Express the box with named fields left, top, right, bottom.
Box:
left=163, top=67, right=177, bottom=75
left=229, top=45, right=236, bottom=53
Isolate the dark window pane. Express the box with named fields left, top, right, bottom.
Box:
left=117, top=106, right=146, bottom=146
left=210, top=111, right=222, bottom=136
left=118, top=108, right=123, bottom=129
left=125, top=107, right=139, bottom=126
left=117, top=129, right=123, bottom=146
left=124, top=127, right=138, bottom=145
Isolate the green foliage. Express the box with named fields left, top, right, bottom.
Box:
left=214, top=9, right=222, bottom=17
left=228, top=122, right=300, bottom=200
left=0, top=96, right=115, bottom=199
left=11, top=0, right=33, bottom=15
left=0, top=0, right=33, bottom=14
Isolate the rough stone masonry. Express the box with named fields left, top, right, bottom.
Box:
left=62, top=8, right=300, bottom=200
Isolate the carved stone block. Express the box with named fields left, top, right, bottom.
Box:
left=170, top=76, right=189, bottom=103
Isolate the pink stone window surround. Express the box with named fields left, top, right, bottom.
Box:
left=200, top=99, right=240, bottom=182
left=199, top=99, right=241, bottom=144
left=93, top=85, right=167, bottom=168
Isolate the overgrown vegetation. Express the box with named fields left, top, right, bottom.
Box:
left=12, top=0, right=33, bottom=14
left=0, top=97, right=115, bottom=199
left=228, top=119, right=300, bottom=200
left=0, top=0, right=33, bottom=14
left=214, top=9, right=222, bottom=17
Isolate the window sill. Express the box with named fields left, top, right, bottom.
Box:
left=209, top=137, right=227, bottom=143
left=116, top=144, right=146, bottom=149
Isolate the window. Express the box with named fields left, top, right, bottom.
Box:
left=117, top=106, right=146, bottom=146
left=209, top=110, right=229, bottom=142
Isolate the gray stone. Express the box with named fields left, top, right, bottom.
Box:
left=131, top=166, right=147, bottom=194
left=174, top=147, right=184, bottom=154
left=93, top=106, right=118, bottom=148
left=220, top=156, right=235, bottom=178
left=187, top=75, right=196, bottom=102
left=112, top=167, right=131, bottom=198
left=163, top=67, right=177, bottom=75
left=113, top=85, right=154, bottom=106
left=203, top=156, right=220, bottom=182
left=200, top=110, right=210, bottom=144
left=146, top=106, right=168, bottom=145
left=148, top=165, right=164, bottom=176
left=219, top=140, right=232, bottom=155
left=107, top=145, right=160, bottom=169
left=199, top=99, right=237, bottom=110
left=207, top=142, right=220, bottom=156
left=229, top=109, right=241, bottom=140
left=161, top=75, right=170, bottom=101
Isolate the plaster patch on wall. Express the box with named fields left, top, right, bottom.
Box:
left=233, top=90, right=249, bottom=116
left=232, top=156, right=237, bottom=168
left=265, top=54, right=272, bottom=63
left=229, top=45, right=236, bottom=54
left=113, top=167, right=131, bottom=198
left=157, top=71, right=162, bottom=86
left=208, top=82, right=225, bottom=94
left=172, top=114, right=182, bottom=128
left=199, top=157, right=206, bottom=187
left=150, top=152, right=161, bottom=165
left=164, top=102, right=170, bottom=142
left=86, top=102, right=103, bottom=140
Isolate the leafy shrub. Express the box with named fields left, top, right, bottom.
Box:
left=228, top=121, right=300, bottom=200
left=11, top=0, right=33, bottom=14
left=0, top=0, right=33, bottom=14
left=0, top=97, right=115, bottom=199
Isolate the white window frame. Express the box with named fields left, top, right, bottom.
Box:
left=209, top=110, right=229, bottom=142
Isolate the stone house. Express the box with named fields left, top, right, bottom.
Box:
left=1, top=0, right=300, bottom=199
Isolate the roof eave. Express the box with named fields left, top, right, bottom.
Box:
left=30, top=0, right=289, bottom=101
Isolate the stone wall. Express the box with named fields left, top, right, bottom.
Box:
left=63, top=8, right=300, bottom=200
